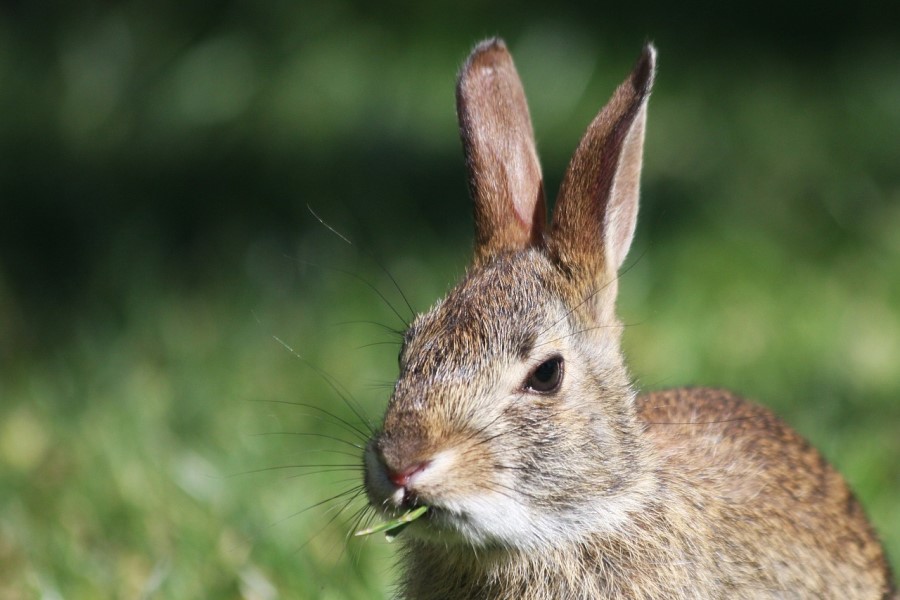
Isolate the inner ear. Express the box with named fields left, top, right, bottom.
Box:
left=548, top=45, right=656, bottom=277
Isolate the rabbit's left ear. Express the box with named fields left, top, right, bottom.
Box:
left=457, top=38, right=546, bottom=264
left=549, top=45, right=656, bottom=276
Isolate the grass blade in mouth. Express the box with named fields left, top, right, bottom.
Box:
left=354, top=505, right=429, bottom=541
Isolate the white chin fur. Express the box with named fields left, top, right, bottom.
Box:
left=366, top=444, right=646, bottom=550
left=431, top=489, right=643, bottom=551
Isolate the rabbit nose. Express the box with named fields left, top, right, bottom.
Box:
left=387, top=461, right=429, bottom=489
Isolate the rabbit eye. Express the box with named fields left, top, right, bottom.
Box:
left=525, top=356, right=563, bottom=393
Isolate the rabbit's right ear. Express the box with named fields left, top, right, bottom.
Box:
left=457, top=38, right=546, bottom=264
left=549, top=45, right=656, bottom=279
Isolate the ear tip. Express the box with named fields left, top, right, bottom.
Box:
left=632, top=42, right=657, bottom=97
left=460, top=37, right=511, bottom=78
left=474, top=37, right=507, bottom=53
left=641, top=42, right=657, bottom=67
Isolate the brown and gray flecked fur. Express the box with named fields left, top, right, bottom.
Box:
left=362, top=38, right=896, bottom=599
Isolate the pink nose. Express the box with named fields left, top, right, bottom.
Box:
left=387, top=461, right=428, bottom=488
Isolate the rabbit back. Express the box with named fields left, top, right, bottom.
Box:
left=637, top=387, right=895, bottom=596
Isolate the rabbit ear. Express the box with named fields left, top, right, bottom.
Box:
left=549, top=44, right=656, bottom=276
left=457, top=38, right=546, bottom=264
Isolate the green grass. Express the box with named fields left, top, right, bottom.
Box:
left=2, top=27, right=899, bottom=600
left=3, top=215, right=898, bottom=598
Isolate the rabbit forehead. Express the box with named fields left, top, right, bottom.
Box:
left=402, top=250, right=562, bottom=378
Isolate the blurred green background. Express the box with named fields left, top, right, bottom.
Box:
left=1, top=1, right=898, bottom=598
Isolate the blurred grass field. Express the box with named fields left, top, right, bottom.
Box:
left=2, top=3, right=899, bottom=598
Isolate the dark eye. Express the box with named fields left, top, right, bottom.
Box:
left=525, top=356, right=563, bottom=393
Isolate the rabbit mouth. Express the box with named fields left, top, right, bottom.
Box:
left=393, top=504, right=478, bottom=544
left=382, top=492, right=456, bottom=536
left=371, top=490, right=478, bottom=543
left=363, top=443, right=515, bottom=544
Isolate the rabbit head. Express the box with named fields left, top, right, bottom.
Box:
left=363, top=38, right=657, bottom=552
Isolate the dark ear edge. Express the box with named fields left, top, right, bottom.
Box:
left=457, top=38, right=546, bottom=265
left=548, top=44, right=656, bottom=277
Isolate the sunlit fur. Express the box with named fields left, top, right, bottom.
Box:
left=360, top=38, right=895, bottom=599
left=365, top=251, right=893, bottom=599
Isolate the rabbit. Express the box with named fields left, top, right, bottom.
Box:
left=360, top=38, right=896, bottom=599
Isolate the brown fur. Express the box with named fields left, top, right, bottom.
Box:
left=397, top=390, right=894, bottom=599
left=360, top=38, right=896, bottom=599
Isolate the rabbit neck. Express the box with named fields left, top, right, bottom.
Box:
left=396, top=452, right=674, bottom=600
left=396, top=495, right=708, bottom=600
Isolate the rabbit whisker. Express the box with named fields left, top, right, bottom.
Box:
left=307, top=204, right=417, bottom=323
left=357, top=340, right=403, bottom=350
left=333, top=319, right=406, bottom=337
left=252, top=398, right=371, bottom=441
left=271, top=334, right=377, bottom=435
left=291, top=486, right=368, bottom=556
left=249, top=430, right=365, bottom=450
